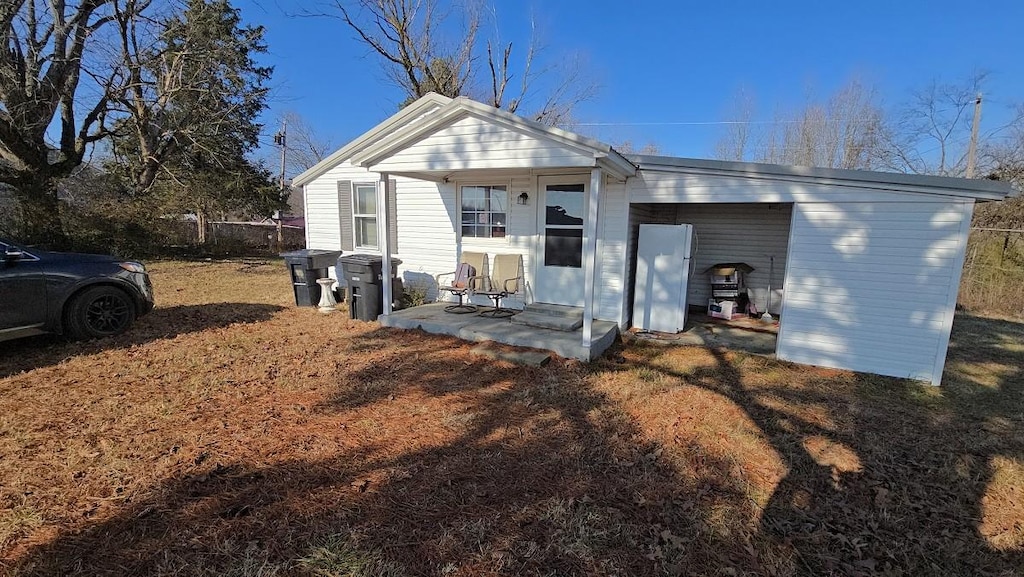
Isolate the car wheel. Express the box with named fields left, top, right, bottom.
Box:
left=65, top=286, right=137, bottom=340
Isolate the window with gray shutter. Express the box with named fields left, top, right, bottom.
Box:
left=337, top=179, right=398, bottom=253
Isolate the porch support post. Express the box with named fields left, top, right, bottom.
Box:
left=582, top=167, right=603, bottom=351
left=379, top=173, right=394, bottom=316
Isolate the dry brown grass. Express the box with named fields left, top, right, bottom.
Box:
left=0, top=259, right=1021, bottom=576
left=960, top=229, right=1024, bottom=319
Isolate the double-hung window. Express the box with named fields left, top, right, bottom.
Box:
left=353, top=183, right=378, bottom=249
left=460, top=185, right=507, bottom=239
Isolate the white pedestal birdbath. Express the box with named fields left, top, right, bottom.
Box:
left=316, top=278, right=338, bottom=313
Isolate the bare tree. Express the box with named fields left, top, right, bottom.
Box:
left=613, top=140, right=662, bottom=156
left=0, top=0, right=118, bottom=244
left=0, top=0, right=273, bottom=246
left=712, top=79, right=884, bottom=170
left=978, top=103, right=1024, bottom=189
left=876, top=74, right=987, bottom=176
left=329, top=0, right=597, bottom=125
left=277, top=111, right=335, bottom=177
left=786, top=80, right=882, bottom=169
left=714, top=87, right=755, bottom=162
left=334, top=0, right=475, bottom=103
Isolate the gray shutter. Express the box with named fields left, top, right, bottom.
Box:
left=337, top=180, right=353, bottom=251
left=388, top=179, right=398, bottom=253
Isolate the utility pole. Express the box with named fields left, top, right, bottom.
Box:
left=274, top=120, right=288, bottom=249
left=966, top=93, right=982, bottom=178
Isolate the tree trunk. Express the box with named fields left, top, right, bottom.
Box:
left=11, top=175, right=69, bottom=249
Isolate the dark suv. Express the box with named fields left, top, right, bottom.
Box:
left=0, top=239, right=154, bottom=343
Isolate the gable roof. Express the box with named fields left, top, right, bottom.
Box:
left=293, top=93, right=636, bottom=185
left=293, top=93, right=453, bottom=186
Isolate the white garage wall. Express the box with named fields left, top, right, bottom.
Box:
left=777, top=200, right=973, bottom=385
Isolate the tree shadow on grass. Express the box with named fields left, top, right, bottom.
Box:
left=0, top=303, right=284, bottom=378
left=5, top=317, right=1023, bottom=575
left=629, top=311, right=1024, bottom=575
left=7, top=328, right=768, bottom=576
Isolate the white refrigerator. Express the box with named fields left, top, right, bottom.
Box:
left=633, top=224, right=694, bottom=333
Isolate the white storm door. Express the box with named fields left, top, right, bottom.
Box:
left=535, top=176, right=588, bottom=307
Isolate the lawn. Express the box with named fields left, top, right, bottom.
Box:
left=1, top=260, right=1022, bottom=576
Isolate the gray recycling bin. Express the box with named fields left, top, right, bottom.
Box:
left=281, top=249, right=342, bottom=307
left=337, top=254, right=403, bottom=321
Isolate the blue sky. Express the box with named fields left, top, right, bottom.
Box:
left=238, top=0, right=1024, bottom=170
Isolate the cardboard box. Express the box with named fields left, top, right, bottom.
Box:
left=708, top=299, right=742, bottom=320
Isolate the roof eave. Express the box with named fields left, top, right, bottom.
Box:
left=597, top=150, right=638, bottom=180
left=292, top=93, right=453, bottom=186
left=632, top=155, right=1012, bottom=201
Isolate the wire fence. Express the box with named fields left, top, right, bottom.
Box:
left=960, top=228, right=1024, bottom=318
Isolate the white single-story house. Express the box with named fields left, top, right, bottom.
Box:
left=294, top=93, right=1011, bottom=385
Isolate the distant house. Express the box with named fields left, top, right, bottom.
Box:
left=295, top=93, right=1011, bottom=385
left=280, top=184, right=305, bottom=229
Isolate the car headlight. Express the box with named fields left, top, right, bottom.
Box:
left=119, top=262, right=146, bottom=273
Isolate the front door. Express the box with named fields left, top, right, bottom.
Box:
left=534, top=175, right=588, bottom=307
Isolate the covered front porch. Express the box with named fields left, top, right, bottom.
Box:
left=380, top=303, right=620, bottom=361
left=343, top=94, right=636, bottom=360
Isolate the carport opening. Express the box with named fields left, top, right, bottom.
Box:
left=627, top=202, right=794, bottom=354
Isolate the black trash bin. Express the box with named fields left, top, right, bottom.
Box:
left=338, top=254, right=403, bottom=321
left=281, top=249, right=342, bottom=307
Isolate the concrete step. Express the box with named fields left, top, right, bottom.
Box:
left=522, top=302, right=584, bottom=319
left=511, top=311, right=583, bottom=332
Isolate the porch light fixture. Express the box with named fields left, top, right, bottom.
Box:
left=517, top=192, right=529, bottom=205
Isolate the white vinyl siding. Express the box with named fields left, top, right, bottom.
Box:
left=371, top=116, right=598, bottom=173
left=303, top=180, right=342, bottom=250
left=303, top=162, right=458, bottom=300
left=675, top=203, right=791, bottom=315
left=777, top=200, right=973, bottom=385
left=299, top=100, right=995, bottom=387
left=390, top=177, right=458, bottom=300
left=304, top=164, right=538, bottom=305
left=595, top=178, right=630, bottom=325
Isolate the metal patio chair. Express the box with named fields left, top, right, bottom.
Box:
left=436, top=251, right=488, bottom=313
left=477, top=253, right=524, bottom=318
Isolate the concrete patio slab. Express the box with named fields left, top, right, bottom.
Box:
left=626, top=312, right=779, bottom=356
left=379, top=303, right=619, bottom=361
